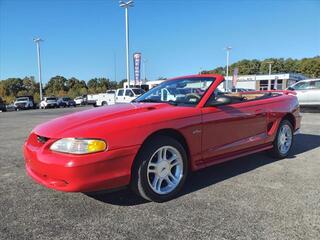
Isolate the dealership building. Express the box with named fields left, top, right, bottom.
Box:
left=225, top=73, right=308, bottom=90
left=141, top=73, right=308, bottom=91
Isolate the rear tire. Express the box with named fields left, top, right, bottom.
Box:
left=269, top=119, right=294, bottom=159
left=131, top=135, right=188, bottom=202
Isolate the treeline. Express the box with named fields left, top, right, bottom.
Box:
left=0, top=76, right=126, bottom=103
left=201, top=56, right=320, bottom=78
left=1, top=56, right=319, bottom=103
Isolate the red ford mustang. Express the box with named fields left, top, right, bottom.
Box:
left=24, top=74, right=301, bottom=202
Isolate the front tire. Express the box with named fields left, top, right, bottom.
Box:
left=131, top=136, right=188, bottom=202
left=269, top=119, right=294, bottom=158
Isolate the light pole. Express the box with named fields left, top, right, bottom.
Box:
left=266, top=61, right=273, bottom=90
left=33, top=37, right=43, bottom=101
left=119, top=0, right=134, bottom=88
left=225, top=46, right=232, bottom=91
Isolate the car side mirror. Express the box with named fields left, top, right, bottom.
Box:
left=287, top=87, right=295, bottom=91
left=207, top=96, right=232, bottom=107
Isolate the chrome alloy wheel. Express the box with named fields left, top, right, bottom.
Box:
left=277, top=124, right=293, bottom=155
left=147, top=146, right=183, bottom=195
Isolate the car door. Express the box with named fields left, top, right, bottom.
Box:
left=313, top=80, right=320, bottom=105
left=305, top=80, right=320, bottom=105
left=201, top=97, right=267, bottom=164
left=116, top=89, right=125, bottom=103
left=124, top=89, right=135, bottom=102
left=293, top=81, right=312, bottom=105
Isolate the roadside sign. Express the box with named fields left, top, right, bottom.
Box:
left=133, top=52, right=141, bottom=85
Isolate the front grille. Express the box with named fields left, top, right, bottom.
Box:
left=37, top=135, right=49, bottom=144
left=16, top=103, right=26, bottom=107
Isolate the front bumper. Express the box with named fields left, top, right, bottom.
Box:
left=15, top=104, right=28, bottom=109
left=45, top=103, right=57, bottom=108
left=23, top=133, right=140, bottom=192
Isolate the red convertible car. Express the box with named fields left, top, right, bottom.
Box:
left=24, top=74, right=301, bottom=202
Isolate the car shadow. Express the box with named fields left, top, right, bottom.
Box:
left=86, top=133, right=320, bottom=206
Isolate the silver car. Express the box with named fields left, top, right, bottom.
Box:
left=288, top=79, right=320, bottom=107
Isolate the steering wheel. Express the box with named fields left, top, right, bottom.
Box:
left=185, top=93, right=201, bottom=103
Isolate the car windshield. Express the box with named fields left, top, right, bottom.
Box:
left=132, top=88, right=145, bottom=95
left=63, top=98, right=70, bottom=101
left=134, top=77, right=215, bottom=106
left=47, top=97, right=57, bottom=101
left=16, top=97, right=29, bottom=101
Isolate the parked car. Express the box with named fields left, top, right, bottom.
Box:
left=74, top=96, right=86, bottom=105
left=95, top=88, right=145, bottom=106
left=0, top=97, right=7, bottom=112
left=57, top=97, right=76, bottom=108
left=13, top=96, right=35, bottom=111
left=40, top=97, right=58, bottom=109
left=24, top=74, right=301, bottom=202
left=5, top=104, right=16, bottom=112
left=288, top=79, right=320, bottom=107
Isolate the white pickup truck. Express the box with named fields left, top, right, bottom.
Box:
left=14, top=96, right=35, bottom=110
left=96, top=88, right=145, bottom=106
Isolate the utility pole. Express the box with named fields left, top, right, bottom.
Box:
left=225, top=46, right=232, bottom=91
left=33, top=37, right=43, bottom=101
left=119, top=1, right=134, bottom=88
left=266, top=61, right=273, bottom=90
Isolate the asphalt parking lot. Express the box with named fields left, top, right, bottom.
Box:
left=0, top=107, right=319, bottom=240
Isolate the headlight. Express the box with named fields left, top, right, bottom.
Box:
left=50, top=138, right=107, bottom=154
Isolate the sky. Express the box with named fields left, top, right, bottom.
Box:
left=0, top=0, right=319, bottom=83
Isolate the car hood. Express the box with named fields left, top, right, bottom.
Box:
left=33, top=103, right=172, bottom=138
left=14, top=101, right=28, bottom=105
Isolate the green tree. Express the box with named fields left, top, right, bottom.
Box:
left=117, top=79, right=127, bottom=88
left=45, top=75, right=68, bottom=96
left=22, top=76, right=38, bottom=95
left=3, top=78, right=24, bottom=96
left=202, top=56, right=320, bottom=78
left=66, top=77, right=87, bottom=90
left=87, top=77, right=112, bottom=93
left=201, top=67, right=224, bottom=75
left=298, top=57, right=320, bottom=78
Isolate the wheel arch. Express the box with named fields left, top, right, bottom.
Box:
left=131, top=128, right=191, bottom=175
left=282, top=113, right=295, bottom=129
